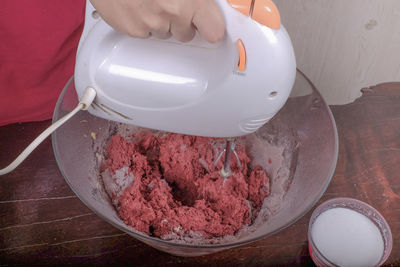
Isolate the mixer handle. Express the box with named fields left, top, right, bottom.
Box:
left=79, top=0, right=281, bottom=52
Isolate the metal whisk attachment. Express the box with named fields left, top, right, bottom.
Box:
left=214, top=138, right=241, bottom=179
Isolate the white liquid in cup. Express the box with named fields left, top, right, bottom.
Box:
left=311, top=207, right=384, bottom=267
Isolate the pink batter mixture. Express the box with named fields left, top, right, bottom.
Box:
left=101, top=132, right=270, bottom=239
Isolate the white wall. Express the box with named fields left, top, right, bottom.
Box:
left=274, top=0, right=400, bottom=104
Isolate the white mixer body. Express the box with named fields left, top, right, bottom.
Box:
left=75, top=0, right=296, bottom=137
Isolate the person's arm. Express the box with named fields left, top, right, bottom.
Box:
left=89, top=0, right=225, bottom=43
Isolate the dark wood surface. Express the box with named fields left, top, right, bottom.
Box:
left=1, top=83, right=399, bottom=266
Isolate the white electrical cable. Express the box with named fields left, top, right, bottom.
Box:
left=0, top=87, right=96, bottom=176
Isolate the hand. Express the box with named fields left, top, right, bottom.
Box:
left=89, top=0, right=225, bottom=43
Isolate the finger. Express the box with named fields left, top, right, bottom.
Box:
left=142, top=10, right=172, bottom=39
left=169, top=5, right=196, bottom=42
left=148, top=18, right=172, bottom=39
left=106, top=15, right=151, bottom=38
left=192, top=0, right=225, bottom=43
left=170, top=19, right=196, bottom=42
left=151, top=30, right=172, bottom=39
left=92, top=0, right=150, bottom=38
left=122, top=23, right=152, bottom=39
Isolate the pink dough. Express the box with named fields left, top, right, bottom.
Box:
left=101, top=132, right=270, bottom=239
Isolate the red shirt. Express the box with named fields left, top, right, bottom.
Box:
left=0, top=0, right=85, bottom=126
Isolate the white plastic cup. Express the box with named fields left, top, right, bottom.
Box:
left=308, top=198, right=392, bottom=267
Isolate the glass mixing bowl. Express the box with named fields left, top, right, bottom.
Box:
left=52, top=70, right=338, bottom=256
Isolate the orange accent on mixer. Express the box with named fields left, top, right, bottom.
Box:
left=227, top=0, right=253, bottom=16
left=237, top=39, right=246, bottom=71
left=251, top=0, right=281, bottom=29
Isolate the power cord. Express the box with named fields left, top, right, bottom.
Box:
left=0, top=87, right=96, bottom=175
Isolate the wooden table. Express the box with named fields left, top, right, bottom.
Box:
left=1, top=83, right=399, bottom=266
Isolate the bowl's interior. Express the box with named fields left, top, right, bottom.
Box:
left=52, top=70, right=338, bottom=256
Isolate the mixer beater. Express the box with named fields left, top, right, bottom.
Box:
left=215, top=138, right=241, bottom=179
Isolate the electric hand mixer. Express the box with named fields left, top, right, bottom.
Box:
left=0, top=0, right=296, bottom=176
